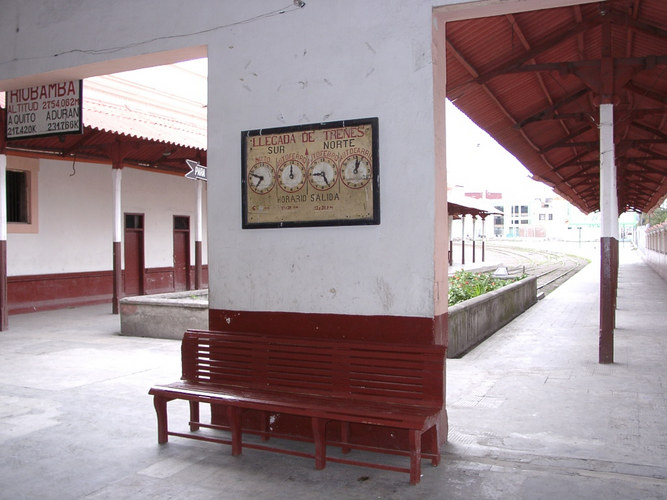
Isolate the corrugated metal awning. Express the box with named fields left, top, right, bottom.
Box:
left=443, top=0, right=667, bottom=214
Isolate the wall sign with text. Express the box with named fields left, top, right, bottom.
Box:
left=5, top=80, right=83, bottom=140
left=242, top=118, right=379, bottom=229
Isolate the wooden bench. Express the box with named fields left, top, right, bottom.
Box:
left=148, top=329, right=445, bottom=484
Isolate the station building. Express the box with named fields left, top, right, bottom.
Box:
left=1, top=64, right=209, bottom=314
left=1, top=0, right=665, bottom=455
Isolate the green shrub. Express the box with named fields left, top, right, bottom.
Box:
left=448, top=270, right=524, bottom=306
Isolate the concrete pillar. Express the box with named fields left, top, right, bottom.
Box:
left=472, top=216, right=477, bottom=263
left=461, top=215, right=466, bottom=265
left=481, top=216, right=486, bottom=262
left=599, top=103, right=617, bottom=364
left=448, top=215, right=453, bottom=266
left=194, top=179, right=204, bottom=289
left=112, top=166, right=122, bottom=314
left=0, top=154, right=7, bottom=330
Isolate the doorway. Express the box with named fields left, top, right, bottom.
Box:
left=124, top=213, right=145, bottom=296
left=173, top=215, right=191, bottom=291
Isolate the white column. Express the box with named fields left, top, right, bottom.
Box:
left=195, top=179, right=204, bottom=242
left=598, top=102, right=616, bottom=364
left=112, top=168, right=122, bottom=242
left=0, top=154, right=8, bottom=329
left=461, top=214, right=466, bottom=265
left=0, top=154, right=6, bottom=242
left=599, top=103, right=618, bottom=239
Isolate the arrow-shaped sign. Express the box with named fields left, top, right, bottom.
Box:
left=185, top=159, right=207, bottom=181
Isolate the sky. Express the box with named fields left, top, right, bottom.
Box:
left=445, top=100, right=555, bottom=199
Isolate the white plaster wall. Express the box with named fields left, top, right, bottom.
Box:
left=207, top=1, right=439, bottom=317
left=121, top=168, right=208, bottom=269
left=8, top=158, right=111, bottom=275
left=0, top=0, right=447, bottom=317
left=8, top=159, right=207, bottom=276
left=2, top=0, right=585, bottom=318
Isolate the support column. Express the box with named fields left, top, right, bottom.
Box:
left=472, top=216, right=477, bottom=263
left=448, top=215, right=453, bottom=266
left=599, top=103, right=617, bottom=364
left=0, top=153, right=8, bottom=330
left=461, top=215, right=466, bottom=265
left=112, top=166, right=122, bottom=314
left=481, top=216, right=486, bottom=262
left=194, top=179, right=204, bottom=289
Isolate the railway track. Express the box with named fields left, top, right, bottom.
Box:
left=482, top=243, right=589, bottom=295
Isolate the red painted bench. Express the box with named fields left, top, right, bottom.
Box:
left=148, top=329, right=445, bottom=484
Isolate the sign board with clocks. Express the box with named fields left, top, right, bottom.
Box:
left=241, top=118, right=379, bottom=229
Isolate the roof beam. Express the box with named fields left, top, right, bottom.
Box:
left=624, top=81, right=667, bottom=105
left=539, top=126, right=594, bottom=153
left=630, top=121, right=667, bottom=141
left=553, top=150, right=599, bottom=171
left=556, top=159, right=599, bottom=172
left=636, top=146, right=667, bottom=162
left=562, top=164, right=600, bottom=183
left=608, top=9, right=667, bottom=41
left=499, top=56, right=666, bottom=79
left=465, top=17, right=599, bottom=90
left=623, top=160, right=667, bottom=177
left=514, top=88, right=591, bottom=129
left=505, top=14, right=574, bottom=139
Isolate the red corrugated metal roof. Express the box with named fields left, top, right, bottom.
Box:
left=445, top=0, right=667, bottom=214
left=83, top=71, right=206, bottom=149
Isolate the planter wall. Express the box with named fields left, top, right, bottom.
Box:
left=447, top=276, right=537, bottom=358
left=120, top=290, right=208, bottom=340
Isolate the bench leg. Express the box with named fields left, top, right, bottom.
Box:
left=429, top=425, right=441, bottom=467
left=312, top=417, right=327, bottom=470
left=228, top=406, right=242, bottom=456
left=189, top=401, right=200, bottom=431
left=340, top=421, right=351, bottom=454
left=153, top=396, right=169, bottom=444
left=408, top=429, right=422, bottom=485
left=259, top=410, right=270, bottom=441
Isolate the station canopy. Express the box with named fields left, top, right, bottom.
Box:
left=445, top=0, right=666, bottom=215
left=447, top=193, right=504, bottom=220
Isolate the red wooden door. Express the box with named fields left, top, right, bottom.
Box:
left=124, top=214, right=144, bottom=296
left=173, top=216, right=190, bottom=291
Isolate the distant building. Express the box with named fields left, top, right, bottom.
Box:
left=451, top=188, right=638, bottom=241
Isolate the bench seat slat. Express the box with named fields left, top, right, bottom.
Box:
left=150, top=383, right=439, bottom=428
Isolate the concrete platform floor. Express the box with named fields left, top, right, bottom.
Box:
left=1, top=245, right=665, bottom=499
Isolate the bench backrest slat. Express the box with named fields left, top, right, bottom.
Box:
left=181, top=329, right=444, bottom=407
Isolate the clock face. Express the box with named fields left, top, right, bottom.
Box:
left=277, top=160, right=307, bottom=192
left=248, top=162, right=276, bottom=194
left=308, top=158, right=338, bottom=191
left=341, top=154, right=372, bottom=189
